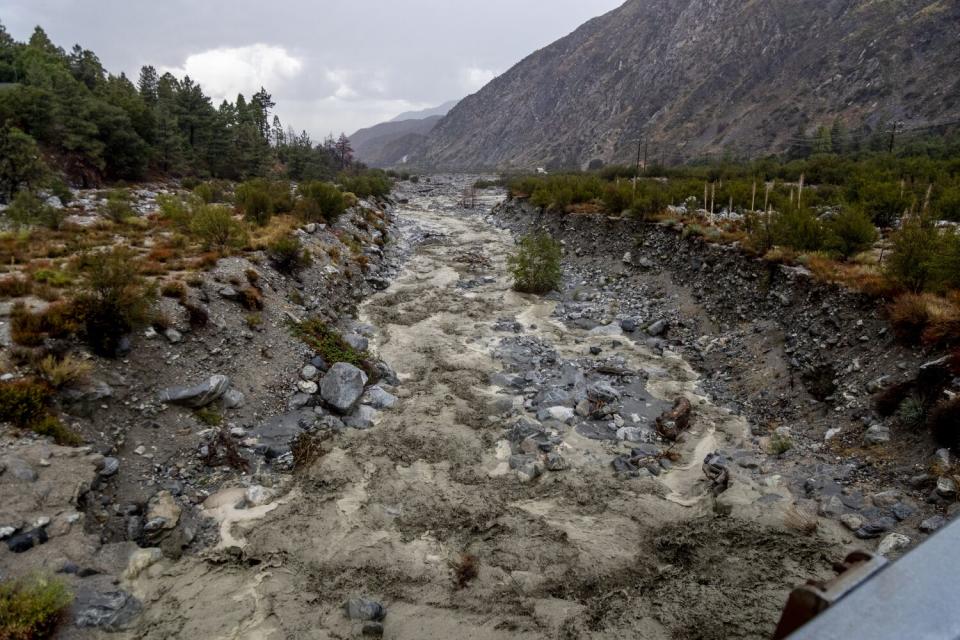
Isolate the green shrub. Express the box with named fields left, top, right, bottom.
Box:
left=0, top=378, right=50, bottom=428
left=337, top=171, right=391, bottom=199
left=31, top=414, right=82, bottom=446
left=296, top=181, right=346, bottom=222
left=101, top=189, right=134, bottom=223
left=0, top=575, right=72, bottom=640
left=768, top=433, right=794, bottom=455
left=74, top=247, right=155, bottom=356
left=887, top=217, right=938, bottom=292
left=508, top=232, right=563, bottom=294
left=189, top=204, right=247, bottom=250
left=235, top=181, right=273, bottom=225
left=930, top=230, right=960, bottom=292
left=157, top=194, right=192, bottom=231
left=192, top=181, right=228, bottom=204
left=771, top=206, right=827, bottom=252
left=292, top=318, right=374, bottom=377
left=267, top=235, right=313, bottom=274
left=824, top=207, right=878, bottom=259
left=6, top=191, right=64, bottom=230
left=0, top=275, right=32, bottom=299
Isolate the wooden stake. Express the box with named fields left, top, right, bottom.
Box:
left=751, top=181, right=757, bottom=213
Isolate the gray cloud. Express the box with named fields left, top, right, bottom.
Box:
left=1, top=0, right=624, bottom=137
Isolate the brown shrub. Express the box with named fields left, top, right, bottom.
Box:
left=161, top=280, right=187, bottom=300
left=889, top=294, right=932, bottom=345
left=875, top=381, right=915, bottom=417
left=239, top=286, right=263, bottom=311
left=0, top=275, right=32, bottom=299
left=451, top=553, right=480, bottom=590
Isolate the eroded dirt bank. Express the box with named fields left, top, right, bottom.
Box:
left=103, top=178, right=858, bottom=640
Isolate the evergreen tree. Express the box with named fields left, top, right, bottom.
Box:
left=335, top=133, right=353, bottom=168
left=138, top=65, right=159, bottom=106
left=0, top=125, right=46, bottom=199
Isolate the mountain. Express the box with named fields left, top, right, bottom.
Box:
left=350, top=100, right=459, bottom=167
left=414, top=0, right=960, bottom=171
left=390, top=100, right=459, bottom=122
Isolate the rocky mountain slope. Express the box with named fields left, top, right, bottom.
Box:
left=352, top=101, right=458, bottom=167
left=414, top=0, right=960, bottom=171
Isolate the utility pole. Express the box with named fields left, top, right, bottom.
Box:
left=633, top=137, right=643, bottom=198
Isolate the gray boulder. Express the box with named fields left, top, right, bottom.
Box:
left=320, top=363, right=368, bottom=413
left=344, top=598, right=386, bottom=621
left=361, top=386, right=397, bottom=410
left=158, top=375, right=231, bottom=409
left=75, top=590, right=142, bottom=630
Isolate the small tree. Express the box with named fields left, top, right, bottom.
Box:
left=296, top=181, right=346, bottom=222
left=6, top=191, right=64, bottom=230
left=508, top=232, right=562, bottom=294
left=887, top=216, right=937, bottom=292
left=825, top=207, right=878, bottom=260
left=0, top=126, right=47, bottom=200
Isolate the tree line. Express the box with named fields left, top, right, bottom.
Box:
left=0, top=23, right=359, bottom=199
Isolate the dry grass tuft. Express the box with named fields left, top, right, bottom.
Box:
left=450, top=553, right=480, bottom=590
left=784, top=505, right=819, bottom=536
left=38, top=354, right=92, bottom=389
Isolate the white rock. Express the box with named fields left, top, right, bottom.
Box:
left=877, top=533, right=911, bottom=556
left=124, top=547, right=164, bottom=579
left=297, top=380, right=319, bottom=395
left=244, top=485, right=273, bottom=507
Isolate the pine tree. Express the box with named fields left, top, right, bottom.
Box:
left=250, top=87, right=275, bottom=140
left=138, top=65, right=159, bottom=106
left=335, top=133, right=353, bottom=169
left=0, top=125, right=46, bottom=198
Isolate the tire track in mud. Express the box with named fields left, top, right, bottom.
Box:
left=116, top=180, right=844, bottom=640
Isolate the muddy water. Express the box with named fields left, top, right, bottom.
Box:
left=118, top=181, right=839, bottom=640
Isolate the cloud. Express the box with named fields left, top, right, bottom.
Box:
left=281, top=97, right=434, bottom=137
left=459, top=66, right=498, bottom=93
left=163, top=44, right=303, bottom=102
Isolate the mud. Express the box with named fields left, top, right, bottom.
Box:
left=111, top=178, right=847, bottom=640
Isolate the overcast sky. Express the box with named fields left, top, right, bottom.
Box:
left=1, top=0, right=624, bottom=138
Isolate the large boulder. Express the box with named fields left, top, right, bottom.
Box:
left=320, top=363, right=368, bottom=413
left=158, top=375, right=230, bottom=409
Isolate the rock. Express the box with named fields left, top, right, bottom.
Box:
left=362, top=622, right=385, bottom=636
left=75, top=590, right=142, bottom=630
left=5, top=527, right=48, bottom=552
left=892, top=503, right=915, bottom=521
left=872, top=490, right=903, bottom=508
left=589, top=323, right=623, bottom=337
left=1, top=456, right=38, bottom=482
left=936, top=477, right=957, bottom=500
left=311, top=355, right=329, bottom=372
left=877, top=533, right=911, bottom=556
left=297, top=380, right=319, bottom=395
left=344, top=598, right=386, bottom=621
left=935, top=448, right=953, bottom=471
left=0, top=526, right=15, bottom=539
left=840, top=514, right=866, bottom=531
left=320, top=363, right=368, bottom=413
left=622, top=251, right=632, bottom=265
left=98, top=457, right=120, bottom=478
left=587, top=381, right=621, bottom=404
left=866, top=376, right=890, bottom=394
left=656, top=397, right=692, bottom=441
left=123, top=548, right=163, bottom=579
left=536, top=406, right=575, bottom=423
left=616, top=427, right=646, bottom=442
left=301, top=365, right=319, bottom=381
left=344, top=405, right=378, bottom=430
left=145, top=491, right=181, bottom=531
left=620, top=318, right=638, bottom=332
left=218, top=286, right=240, bottom=301
left=164, top=328, right=183, bottom=344
left=575, top=399, right=592, bottom=417
left=819, top=496, right=846, bottom=518
left=855, top=517, right=897, bottom=539
left=222, top=388, right=246, bottom=409
left=245, top=485, right=272, bottom=507
left=647, top=319, right=668, bottom=337
left=920, top=515, right=947, bottom=533
left=863, top=424, right=891, bottom=446
left=158, top=375, right=231, bottom=409
left=253, top=410, right=317, bottom=458
left=361, top=386, right=398, bottom=410
left=545, top=453, right=568, bottom=471
left=589, top=346, right=603, bottom=356
left=288, top=393, right=314, bottom=410
left=376, top=361, right=400, bottom=386
left=344, top=333, right=369, bottom=352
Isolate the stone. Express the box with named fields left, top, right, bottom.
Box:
left=158, top=375, right=231, bottom=409
left=164, top=328, right=183, bottom=344
left=361, top=386, right=398, bottom=410
left=587, top=381, right=621, bottom=404
left=288, top=393, right=313, bottom=410
left=222, top=389, right=246, bottom=409
left=311, top=355, right=329, bottom=372
left=344, top=598, right=386, bottom=621
left=863, top=424, right=891, bottom=446
left=98, top=456, right=120, bottom=477
left=298, top=380, right=319, bottom=395
left=344, top=405, right=378, bottom=430
left=75, top=590, right=142, bottom=630
left=245, top=485, right=272, bottom=507
left=935, top=448, right=953, bottom=471
left=145, top=491, right=181, bottom=531
left=545, top=453, right=568, bottom=471
left=647, top=319, right=668, bottom=337
left=620, top=318, right=638, bottom=332
left=936, top=477, right=958, bottom=500
left=362, top=622, right=384, bottom=636
left=872, top=490, right=903, bottom=508
left=855, top=517, right=897, bottom=539
left=344, top=333, right=369, bottom=352
left=376, top=361, right=399, bottom=385
left=877, top=533, right=911, bottom=556
left=6, top=527, right=48, bottom=553
left=123, top=548, right=163, bottom=579
left=320, top=363, right=368, bottom=413
left=1, top=456, right=38, bottom=482
left=616, top=427, right=646, bottom=442
left=218, top=286, right=240, bottom=300
left=840, top=514, right=866, bottom=531
left=892, top=503, right=915, bottom=521
left=819, top=495, right=845, bottom=518
left=537, top=406, right=575, bottom=423
left=301, top=365, right=319, bottom=381
left=0, top=526, right=15, bottom=539
left=920, top=515, right=947, bottom=533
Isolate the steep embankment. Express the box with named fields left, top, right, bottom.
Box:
left=416, top=0, right=960, bottom=170
left=351, top=116, right=443, bottom=167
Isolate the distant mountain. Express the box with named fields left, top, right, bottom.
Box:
left=390, top=100, right=459, bottom=123
left=414, top=0, right=960, bottom=171
left=351, top=100, right=458, bottom=167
